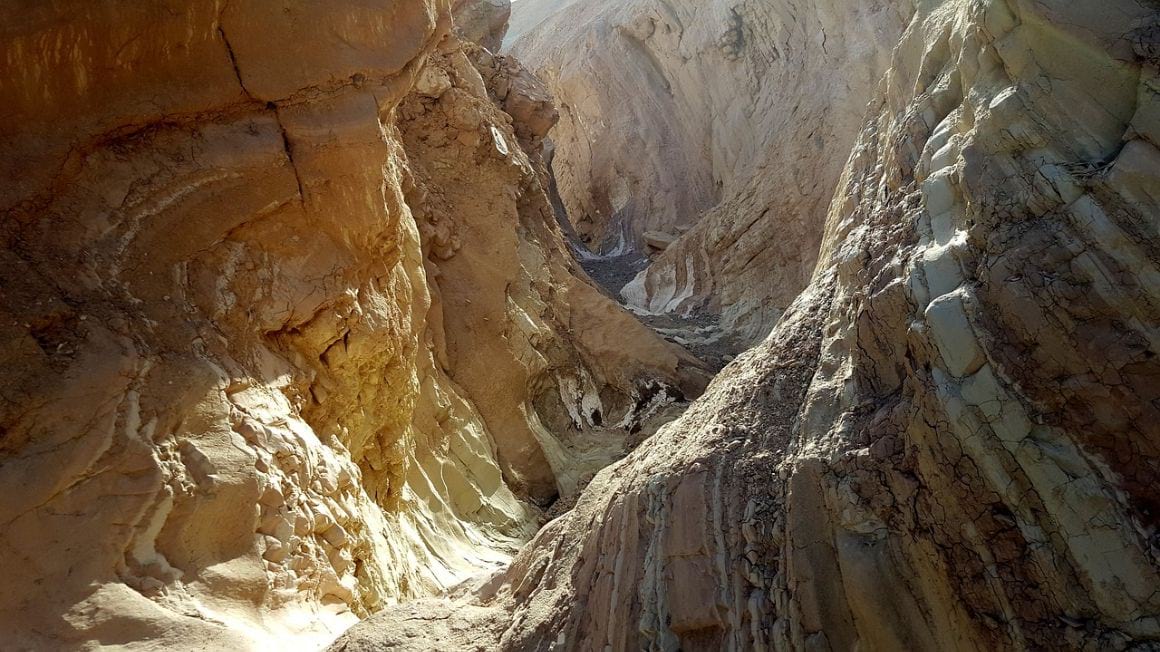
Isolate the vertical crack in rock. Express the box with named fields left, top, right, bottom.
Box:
left=217, top=4, right=305, bottom=203
left=272, top=107, right=306, bottom=202
left=218, top=24, right=255, bottom=102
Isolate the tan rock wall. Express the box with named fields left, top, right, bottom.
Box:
left=397, top=42, right=708, bottom=504
left=0, top=1, right=703, bottom=648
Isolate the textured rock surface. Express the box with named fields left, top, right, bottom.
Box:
left=452, top=0, right=511, bottom=52
left=0, top=1, right=705, bottom=648
left=504, top=0, right=581, bottom=49
left=510, top=0, right=909, bottom=343
left=398, top=41, right=709, bottom=504
left=336, top=0, right=1160, bottom=649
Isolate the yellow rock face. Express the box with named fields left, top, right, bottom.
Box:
left=0, top=1, right=705, bottom=648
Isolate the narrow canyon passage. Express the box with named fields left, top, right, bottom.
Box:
left=2, top=1, right=1160, bottom=651
left=341, top=0, right=1160, bottom=649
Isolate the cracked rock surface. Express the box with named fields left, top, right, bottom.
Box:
left=0, top=1, right=707, bottom=648
left=336, top=0, right=1160, bottom=649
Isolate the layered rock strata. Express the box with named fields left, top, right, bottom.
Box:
left=510, top=0, right=909, bottom=343
left=0, top=1, right=704, bottom=648
left=336, top=0, right=1160, bottom=649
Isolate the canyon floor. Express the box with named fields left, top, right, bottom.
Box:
left=580, top=250, right=738, bottom=371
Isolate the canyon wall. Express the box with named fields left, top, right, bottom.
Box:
left=336, top=0, right=1160, bottom=649
left=504, top=0, right=580, bottom=48
left=0, top=1, right=705, bottom=648
left=452, top=0, right=511, bottom=52
left=510, top=0, right=909, bottom=343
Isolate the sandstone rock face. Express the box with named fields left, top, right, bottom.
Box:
left=0, top=1, right=704, bottom=648
left=335, top=0, right=1160, bottom=649
left=510, top=0, right=909, bottom=343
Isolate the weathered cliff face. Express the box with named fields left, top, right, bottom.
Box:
left=0, top=1, right=705, bottom=648
left=504, top=0, right=580, bottom=49
left=336, top=0, right=1160, bottom=649
left=510, top=0, right=909, bottom=344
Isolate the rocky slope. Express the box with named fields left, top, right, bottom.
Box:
left=509, top=0, right=910, bottom=344
left=336, top=0, right=1160, bottom=649
left=0, top=1, right=706, bottom=648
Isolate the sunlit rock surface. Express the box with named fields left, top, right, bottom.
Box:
left=0, top=1, right=705, bottom=648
